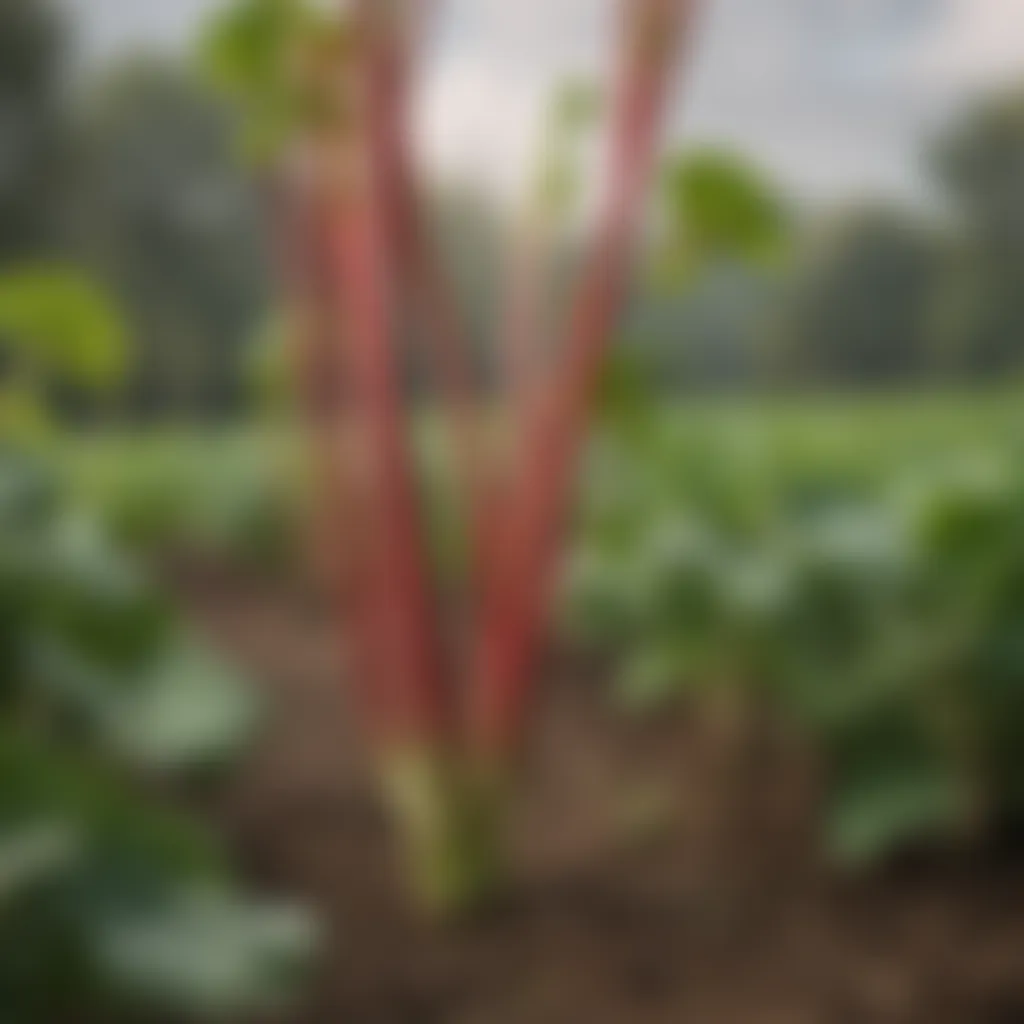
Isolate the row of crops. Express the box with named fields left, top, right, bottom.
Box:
left=63, top=430, right=304, bottom=568
left=568, top=393, right=1024, bottom=864
left=55, top=392, right=1024, bottom=878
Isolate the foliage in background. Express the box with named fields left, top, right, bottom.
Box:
left=199, top=0, right=336, bottom=166
left=629, top=149, right=789, bottom=394
left=634, top=86, right=1024, bottom=394
left=931, top=90, right=1024, bottom=380
left=656, top=149, right=789, bottom=281
left=10, top=0, right=1024, bottom=424
left=73, top=60, right=271, bottom=420
left=0, top=266, right=127, bottom=441
left=67, top=430, right=303, bottom=569
left=0, top=0, right=67, bottom=265
left=775, top=208, right=943, bottom=388
left=0, top=267, right=127, bottom=389
left=567, top=394, right=1024, bottom=864
left=67, top=391, right=1024, bottom=872
left=10, top=0, right=1024, bottom=425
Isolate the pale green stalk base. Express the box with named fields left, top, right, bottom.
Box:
left=382, top=752, right=508, bottom=917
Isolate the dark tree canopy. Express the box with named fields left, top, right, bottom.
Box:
left=931, top=90, right=1024, bottom=379
left=0, top=0, right=68, bottom=263
left=778, top=208, right=943, bottom=387
left=74, top=61, right=271, bottom=418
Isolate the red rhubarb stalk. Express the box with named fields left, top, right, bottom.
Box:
left=356, top=0, right=501, bottom=621
left=263, top=0, right=700, bottom=912
left=470, top=0, right=699, bottom=758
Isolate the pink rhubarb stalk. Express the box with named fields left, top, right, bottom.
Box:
left=469, top=0, right=699, bottom=758
left=277, top=0, right=699, bottom=911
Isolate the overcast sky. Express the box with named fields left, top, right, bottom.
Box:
left=64, top=0, right=1024, bottom=207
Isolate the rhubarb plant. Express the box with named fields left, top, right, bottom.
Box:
left=206, top=0, right=699, bottom=913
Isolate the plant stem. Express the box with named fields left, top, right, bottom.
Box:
left=382, top=749, right=508, bottom=915
left=277, top=0, right=700, bottom=915
left=470, top=0, right=699, bottom=758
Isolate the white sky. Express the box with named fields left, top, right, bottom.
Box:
left=65, top=0, right=1024, bottom=207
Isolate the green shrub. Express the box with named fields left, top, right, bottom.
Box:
left=67, top=431, right=304, bottom=568
left=567, top=398, right=1024, bottom=865
left=0, top=446, right=315, bottom=1018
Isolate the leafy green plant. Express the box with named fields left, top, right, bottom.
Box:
left=0, top=447, right=315, bottom=1018
left=568, top=399, right=1024, bottom=865
left=66, top=431, right=303, bottom=567
left=0, top=267, right=126, bottom=392
left=0, top=266, right=128, bottom=440
left=200, top=0, right=348, bottom=165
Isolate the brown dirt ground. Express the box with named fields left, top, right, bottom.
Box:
left=177, top=566, right=1024, bottom=1024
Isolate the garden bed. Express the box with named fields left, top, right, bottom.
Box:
left=177, top=565, right=1024, bottom=1024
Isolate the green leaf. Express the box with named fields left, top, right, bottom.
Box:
left=0, top=384, right=57, bottom=443
left=618, top=646, right=688, bottom=713
left=38, top=514, right=169, bottom=669
left=0, top=730, right=223, bottom=881
left=200, top=0, right=347, bottom=163
left=103, top=638, right=258, bottom=773
left=827, top=766, right=964, bottom=866
left=0, top=824, right=81, bottom=909
left=96, top=890, right=317, bottom=1017
left=824, top=714, right=967, bottom=866
left=0, top=268, right=127, bottom=392
left=659, top=149, right=788, bottom=275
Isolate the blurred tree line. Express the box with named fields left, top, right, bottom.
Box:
left=634, top=94, right=1024, bottom=393
left=5, top=0, right=1024, bottom=419
left=0, top=0, right=269, bottom=422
